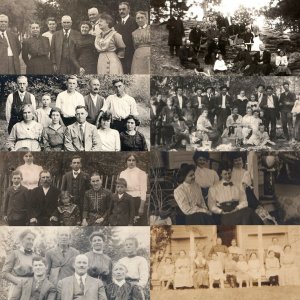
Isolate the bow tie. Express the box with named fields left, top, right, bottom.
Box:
left=74, top=171, right=78, bottom=175
left=127, top=254, right=137, bottom=258
left=24, top=249, right=33, bottom=255
left=223, top=182, right=233, bottom=186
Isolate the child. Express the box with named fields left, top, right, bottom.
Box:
left=247, top=124, right=275, bottom=146
left=208, top=253, right=225, bottom=289
left=213, top=53, right=227, bottom=73
left=35, top=93, right=52, bottom=128
left=224, top=253, right=237, bottom=288
left=275, top=50, right=291, bottom=75
left=51, top=191, right=81, bottom=226
left=159, top=257, right=175, bottom=290
left=236, top=254, right=250, bottom=288
left=3, top=170, right=29, bottom=226
left=109, top=178, right=135, bottom=226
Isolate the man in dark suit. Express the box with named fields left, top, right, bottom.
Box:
left=114, top=2, right=138, bottom=74
left=61, top=155, right=90, bottom=217
left=259, top=86, right=280, bottom=141
left=172, top=87, right=188, bottom=110
left=85, top=78, right=105, bottom=126
left=57, top=254, right=107, bottom=300
left=253, top=44, right=272, bottom=75
left=10, top=256, right=56, bottom=300
left=254, top=84, right=265, bottom=105
left=215, top=85, right=233, bottom=133
left=191, top=86, right=209, bottom=118
left=50, top=15, right=80, bottom=74
left=0, top=14, right=21, bottom=74
left=29, top=170, right=60, bottom=226
left=204, top=86, right=217, bottom=125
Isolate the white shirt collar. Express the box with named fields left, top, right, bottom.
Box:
left=122, top=15, right=130, bottom=23
left=90, top=93, right=98, bottom=100
left=74, top=273, right=87, bottom=285
left=42, top=186, right=50, bottom=195
left=113, top=278, right=126, bottom=287
left=13, top=184, right=21, bottom=190
left=18, top=91, right=26, bottom=97
left=77, top=122, right=86, bottom=130
left=73, top=169, right=81, bottom=177
left=118, top=193, right=124, bottom=198
left=139, top=24, right=147, bottom=29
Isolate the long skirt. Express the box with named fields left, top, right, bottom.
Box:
left=97, top=52, right=123, bottom=75
left=26, top=56, right=53, bottom=74
left=131, top=46, right=150, bottom=74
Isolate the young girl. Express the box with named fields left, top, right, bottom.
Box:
left=35, top=93, right=52, bottom=128
left=275, top=50, right=291, bottom=75
left=247, top=252, right=263, bottom=287
left=247, top=94, right=259, bottom=111
left=51, top=191, right=81, bottom=226
left=213, top=53, right=227, bottom=73
left=247, top=124, right=275, bottom=147
left=159, top=257, right=175, bottom=290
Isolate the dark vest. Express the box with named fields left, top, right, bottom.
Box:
left=11, top=91, right=32, bottom=121
left=71, top=176, right=81, bottom=203
left=62, top=32, right=71, bottom=59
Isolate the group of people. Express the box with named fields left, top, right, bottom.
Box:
left=167, top=12, right=292, bottom=76
left=158, top=237, right=299, bottom=290
left=2, top=229, right=149, bottom=300
left=0, top=3, right=150, bottom=75
left=171, top=152, right=264, bottom=225
left=3, top=153, right=148, bottom=226
left=150, top=81, right=300, bottom=149
left=5, top=76, right=148, bottom=152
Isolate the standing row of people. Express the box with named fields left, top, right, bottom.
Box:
left=0, top=3, right=150, bottom=75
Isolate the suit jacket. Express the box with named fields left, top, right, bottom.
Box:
left=259, top=94, right=279, bottom=114
left=254, top=50, right=271, bottom=64
left=61, top=171, right=90, bottom=198
left=172, top=95, right=189, bottom=110
left=30, top=185, right=60, bottom=224
left=65, top=122, right=101, bottom=151
left=46, top=246, right=80, bottom=286
left=215, top=95, right=233, bottom=115
left=9, top=277, right=56, bottom=300
left=50, top=29, right=80, bottom=70
left=191, top=95, right=209, bottom=110
left=84, top=94, right=105, bottom=125
left=57, top=275, right=107, bottom=300
left=0, top=31, right=21, bottom=74
left=115, top=16, right=138, bottom=60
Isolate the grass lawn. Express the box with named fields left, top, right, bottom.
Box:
left=151, top=286, right=300, bottom=300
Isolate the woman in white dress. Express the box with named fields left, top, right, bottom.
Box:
left=95, top=13, right=125, bottom=75
left=242, top=107, right=254, bottom=143
left=6, top=104, right=43, bottom=151
left=97, top=112, right=120, bottom=151
left=279, top=245, right=300, bottom=286
left=265, top=250, right=280, bottom=286
left=248, top=252, right=263, bottom=287
left=236, top=254, right=250, bottom=288
left=16, top=152, right=43, bottom=190
left=174, top=250, right=193, bottom=289
left=251, top=34, right=263, bottom=52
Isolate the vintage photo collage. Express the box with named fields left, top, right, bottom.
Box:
left=0, top=0, right=300, bottom=299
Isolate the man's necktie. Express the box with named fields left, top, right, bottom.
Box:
left=24, top=248, right=33, bottom=255
left=223, top=182, right=233, bottom=187
left=79, top=276, right=84, bottom=293
left=79, top=124, right=84, bottom=147
left=64, top=30, right=69, bottom=40
left=122, top=19, right=125, bottom=25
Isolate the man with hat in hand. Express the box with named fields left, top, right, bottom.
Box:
left=215, top=85, right=232, bottom=133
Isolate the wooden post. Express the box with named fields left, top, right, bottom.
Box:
left=258, top=226, right=264, bottom=264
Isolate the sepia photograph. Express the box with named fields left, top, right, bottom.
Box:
left=148, top=150, right=299, bottom=225
left=151, top=0, right=300, bottom=76
left=150, top=75, right=300, bottom=151
left=0, top=226, right=150, bottom=300
left=0, top=0, right=150, bottom=75
left=0, top=74, right=150, bottom=151
left=150, top=225, right=300, bottom=300
left=0, top=151, right=150, bottom=226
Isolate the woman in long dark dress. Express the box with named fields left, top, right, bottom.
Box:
left=120, top=115, right=148, bottom=151
left=70, top=21, right=98, bottom=75
left=22, top=23, right=53, bottom=74
left=105, top=262, right=143, bottom=300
